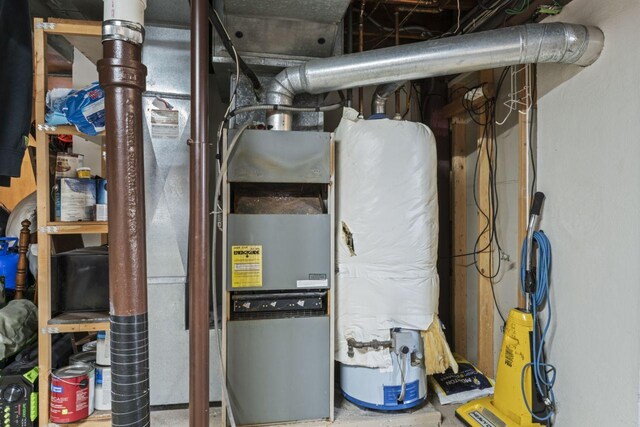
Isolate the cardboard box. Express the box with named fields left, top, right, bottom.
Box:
left=54, top=178, right=96, bottom=222
left=54, top=153, right=84, bottom=179
left=94, top=204, right=108, bottom=221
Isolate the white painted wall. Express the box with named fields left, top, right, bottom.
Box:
left=537, top=1, right=640, bottom=425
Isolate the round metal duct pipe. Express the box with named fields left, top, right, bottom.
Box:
left=266, top=22, right=604, bottom=130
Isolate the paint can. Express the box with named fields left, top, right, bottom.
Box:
left=69, top=351, right=96, bottom=367
left=96, top=330, right=110, bottom=366
left=82, top=340, right=97, bottom=352
left=95, top=365, right=112, bottom=411
left=50, top=363, right=95, bottom=423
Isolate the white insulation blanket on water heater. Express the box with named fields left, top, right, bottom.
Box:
left=335, top=108, right=439, bottom=369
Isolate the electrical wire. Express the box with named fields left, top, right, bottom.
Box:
left=211, top=123, right=252, bottom=427
left=228, top=103, right=344, bottom=118
left=437, top=0, right=462, bottom=38
left=209, top=7, right=261, bottom=91
left=447, top=67, right=511, bottom=323
left=370, top=0, right=429, bottom=49
left=365, top=14, right=435, bottom=37
left=455, top=67, right=509, bottom=274
left=520, top=230, right=556, bottom=422
left=529, top=105, right=537, bottom=200
left=506, top=0, right=531, bottom=15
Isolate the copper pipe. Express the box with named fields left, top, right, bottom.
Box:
left=394, top=10, right=401, bottom=115
left=189, top=0, right=211, bottom=424
left=358, top=0, right=365, bottom=115
left=98, top=37, right=150, bottom=427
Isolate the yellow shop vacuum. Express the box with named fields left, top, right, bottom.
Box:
left=456, top=192, right=556, bottom=427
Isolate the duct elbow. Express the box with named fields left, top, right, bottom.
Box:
left=523, top=23, right=604, bottom=67
left=572, top=25, right=605, bottom=67
left=371, top=81, right=406, bottom=116
left=266, top=67, right=304, bottom=131
left=371, top=93, right=387, bottom=116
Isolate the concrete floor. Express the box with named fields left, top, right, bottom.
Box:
left=149, top=397, right=464, bottom=426
left=433, top=399, right=463, bottom=427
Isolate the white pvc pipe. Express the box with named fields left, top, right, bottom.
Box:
left=103, top=0, right=147, bottom=26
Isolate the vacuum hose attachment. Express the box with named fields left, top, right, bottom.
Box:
left=520, top=191, right=556, bottom=423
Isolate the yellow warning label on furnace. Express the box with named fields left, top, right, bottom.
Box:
left=231, top=245, right=263, bottom=288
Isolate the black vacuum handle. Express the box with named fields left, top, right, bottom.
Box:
left=530, top=192, right=545, bottom=216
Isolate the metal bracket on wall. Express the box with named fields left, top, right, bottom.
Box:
left=35, top=22, right=56, bottom=30
left=37, top=124, right=59, bottom=132
left=38, top=226, right=59, bottom=234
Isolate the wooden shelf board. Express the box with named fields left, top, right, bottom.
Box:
left=43, top=21, right=101, bottom=37
left=44, top=222, right=108, bottom=234
left=46, top=312, right=109, bottom=333
left=53, top=410, right=112, bottom=427
left=42, top=125, right=105, bottom=137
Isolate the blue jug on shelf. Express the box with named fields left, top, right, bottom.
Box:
left=0, top=238, right=19, bottom=290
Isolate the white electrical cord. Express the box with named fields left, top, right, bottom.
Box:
left=496, top=65, right=532, bottom=126
left=397, top=352, right=407, bottom=402
left=211, top=123, right=251, bottom=427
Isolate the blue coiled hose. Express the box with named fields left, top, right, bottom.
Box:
left=520, top=230, right=556, bottom=422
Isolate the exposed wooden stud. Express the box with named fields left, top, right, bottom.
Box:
left=34, top=18, right=53, bottom=425
left=451, top=117, right=468, bottom=356
left=476, top=69, right=495, bottom=377
left=517, top=65, right=535, bottom=309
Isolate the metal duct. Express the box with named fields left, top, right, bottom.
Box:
left=266, top=22, right=604, bottom=130
left=372, top=81, right=406, bottom=116
left=97, top=3, right=150, bottom=426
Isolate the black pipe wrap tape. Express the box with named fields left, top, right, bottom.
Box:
left=111, top=313, right=151, bottom=427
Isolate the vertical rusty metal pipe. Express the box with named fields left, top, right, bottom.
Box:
left=358, top=0, right=365, bottom=115
left=189, top=0, right=211, bottom=424
left=98, top=28, right=150, bottom=427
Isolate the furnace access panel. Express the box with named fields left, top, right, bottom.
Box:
left=221, top=129, right=334, bottom=426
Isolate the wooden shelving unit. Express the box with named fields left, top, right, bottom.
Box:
left=34, top=18, right=111, bottom=426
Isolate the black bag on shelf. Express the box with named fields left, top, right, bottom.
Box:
left=51, top=245, right=109, bottom=314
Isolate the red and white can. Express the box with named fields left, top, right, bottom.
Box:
left=50, top=363, right=95, bottom=423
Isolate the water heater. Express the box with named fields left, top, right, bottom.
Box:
left=335, top=108, right=439, bottom=410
